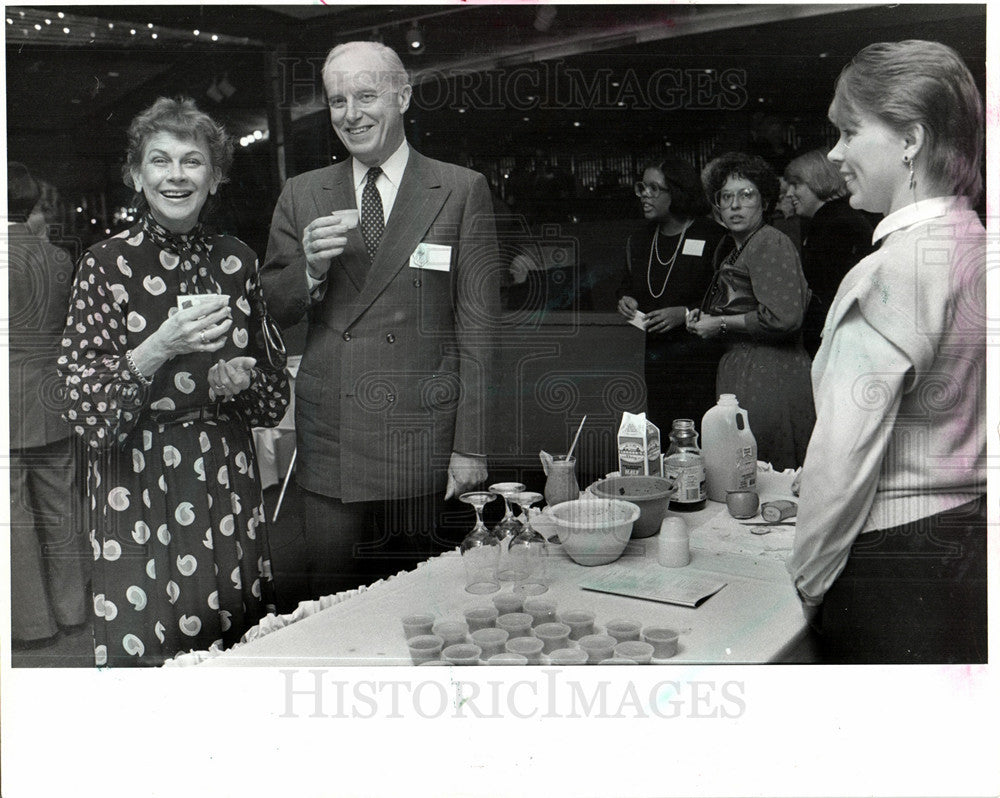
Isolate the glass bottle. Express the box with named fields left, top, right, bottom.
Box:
left=663, top=418, right=706, bottom=511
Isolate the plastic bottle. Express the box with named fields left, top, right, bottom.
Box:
left=663, top=419, right=706, bottom=511
left=701, top=394, right=757, bottom=502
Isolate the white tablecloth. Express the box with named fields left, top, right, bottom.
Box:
left=173, top=465, right=806, bottom=667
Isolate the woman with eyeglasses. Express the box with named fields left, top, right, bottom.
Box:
left=787, top=41, right=986, bottom=663
left=783, top=149, right=875, bottom=356
left=687, top=152, right=814, bottom=470
left=616, top=157, right=725, bottom=427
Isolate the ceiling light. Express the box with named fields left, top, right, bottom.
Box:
left=406, top=23, right=424, bottom=54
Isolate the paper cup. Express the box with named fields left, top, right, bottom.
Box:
left=401, top=613, right=435, bottom=640
left=470, top=627, right=509, bottom=660
left=407, top=634, right=444, bottom=665
left=431, top=620, right=469, bottom=648
left=642, top=627, right=680, bottom=659
left=505, top=636, right=543, bottom=665
left=605, top=619, right=642, bottom=642
left=442, top=643, right=482, bottom=666
left=331, top=209, right=360, bottom=229
left=614, top=640, right=654, bottom=664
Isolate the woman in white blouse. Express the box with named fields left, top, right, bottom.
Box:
left=787, top=40, right=986, bottom=663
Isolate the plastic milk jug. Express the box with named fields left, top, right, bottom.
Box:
left=701, top=394, right=757, bottom=502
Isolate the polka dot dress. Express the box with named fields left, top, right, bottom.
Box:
left=58, top=215, right=289, bottom=667
left=713, top=225, right=816, bottom=470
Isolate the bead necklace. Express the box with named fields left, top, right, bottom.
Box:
left=722, top=222, right=765, bottom=268
left=647, top=219, right=693, bottom=299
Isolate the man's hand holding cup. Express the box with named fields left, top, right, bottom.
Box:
left=303, top=209, right=360, bottom=280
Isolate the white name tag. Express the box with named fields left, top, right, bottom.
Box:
left=682, top=239, right=706, bottom=257
left=409, top=242, right=452, bottom=272
left=628, top=310, right=649, bottom=331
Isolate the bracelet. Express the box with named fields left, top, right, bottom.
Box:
left=719, top=317, right=728, bottom=336
left=124, top=349, right=153, bottom=386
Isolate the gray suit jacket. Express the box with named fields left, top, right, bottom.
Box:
left=262, top=149, right=499, bottom=501
left=7, top=223, right=75, bottom=449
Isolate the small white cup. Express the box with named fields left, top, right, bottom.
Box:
left=331, top=209, right=360, bottom=229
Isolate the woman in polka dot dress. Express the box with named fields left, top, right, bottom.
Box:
left=57, top=97, right=289, bottom=666
left=687, top=153, right=815, bottom=470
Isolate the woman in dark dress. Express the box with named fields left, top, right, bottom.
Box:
left=784, top=149, right=875, bottom=356
left=58, top=97, right=289, bottom=666
left=687, top=153, right=814, bottom=470
left=616, top=157, right=725, bottom=428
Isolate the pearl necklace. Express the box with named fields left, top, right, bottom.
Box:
left=646, top=219, right=693, bottom=300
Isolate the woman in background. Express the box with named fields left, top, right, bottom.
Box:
left=58, top=97, right=289, bottom=666
left=783, top=149, right=874, bottom=355
left=616, top=156, right=724, bottom=427
left=787, top=41, right=986, bottom=663
left=688, top=152, right=814, bottom=470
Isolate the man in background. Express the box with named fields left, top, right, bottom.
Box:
left=7, top=161, right=90, bottom=646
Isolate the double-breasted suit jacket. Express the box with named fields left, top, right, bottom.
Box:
left=262, top=149, right=499, bottom=502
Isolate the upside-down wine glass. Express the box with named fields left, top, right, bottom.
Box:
left=489, top=481, right=526, bottom=581
left=507, top=491, right=548, bottom=595
left=459, top=491, right=500, bottom=594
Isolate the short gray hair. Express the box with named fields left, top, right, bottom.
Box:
left=322, top=41, right=410, bottom=91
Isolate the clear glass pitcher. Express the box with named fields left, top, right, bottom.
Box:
left=539, top=450, right=580, bottom=508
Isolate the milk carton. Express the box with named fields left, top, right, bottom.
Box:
left=617, top=412, right=662, bottom=477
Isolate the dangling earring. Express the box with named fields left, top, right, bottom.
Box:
left=903, top=155, right=916, bottom=191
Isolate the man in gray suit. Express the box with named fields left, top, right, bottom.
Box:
left=8, top=162, right=90, bottom=643
left=262, top=41, right=499, bottom=598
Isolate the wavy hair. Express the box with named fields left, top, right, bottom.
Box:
left=121, top=96, right=234, bottom=191
left=701, top=152, right=780, bottom=212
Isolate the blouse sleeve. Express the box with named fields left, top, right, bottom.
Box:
left=234, top=258, right=290, bottom=429
left=56, top=249, right=151, bottom=450
left=743, top=229, right=809, bottom=340
left=785, top=302, right=910, bottom=604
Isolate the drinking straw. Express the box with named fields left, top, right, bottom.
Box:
left=566, top=415, right=587, bottom=459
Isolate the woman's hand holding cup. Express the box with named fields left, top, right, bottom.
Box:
left=156, top=296, right=232, bottom=357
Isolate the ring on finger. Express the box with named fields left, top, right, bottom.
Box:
left=199, top=330, right=206, bottom=344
